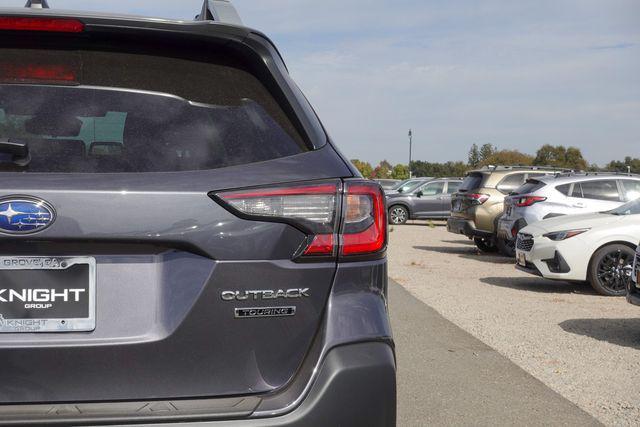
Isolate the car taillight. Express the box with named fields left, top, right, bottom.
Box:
left=516, top=196, right=546, bottom=207
left=340, top=181, right=387, bottom=257
left=0, top=63, right=78, bottom=84
left=213, top=179, right=387, bottom=261
left=466, top=193, right=490, bottom=205
left=0, top=17, right=84, bottom=33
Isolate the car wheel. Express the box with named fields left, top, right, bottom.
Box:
left=497, top=237, right=516, bottom=257
left=588, top=244, right=635, bottom=296
left=388, top=205, right=409, bottom=225
left=473, top=237, right=498, bottom=253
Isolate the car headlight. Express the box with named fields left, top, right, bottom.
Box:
left=543, top=229, right=590, bottom=241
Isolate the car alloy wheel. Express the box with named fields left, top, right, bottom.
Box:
left=389, top=206, right=408, bottom=225
left=590, top=245, right=635, bottom=296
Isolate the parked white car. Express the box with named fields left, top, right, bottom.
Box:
left=516, top=197, right=640, bottom=296
left=498, top=173, right=640, bottom=256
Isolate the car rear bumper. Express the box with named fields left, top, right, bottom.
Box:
left=447, top=217, right=492, bottom=238
left=0, top=341, right=396, bottom=427
left=497, top=217, right=527, bottom=241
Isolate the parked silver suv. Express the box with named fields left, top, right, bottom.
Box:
left=498, top=173, right=640, bottom=255
left=387, top=178, right=462, bottom=224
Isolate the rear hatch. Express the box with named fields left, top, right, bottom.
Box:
left=451, top=171, right=489, bottom=217
left=0, top=18, right=352, bottom=404
left=503, top=179, right=548, bottom=220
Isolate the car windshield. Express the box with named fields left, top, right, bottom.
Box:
left=608, top=198, right=640, bottom=215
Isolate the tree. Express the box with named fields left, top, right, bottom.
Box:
left=350, top=159, right=373, bottom=178
left=371, top=160, right=393, bottom=179
left=606, top=157, right=640, bottom=174
left=533, top=145, right=587, bottom=170
left=480, top=150, right=534, bottom=167
left=468, top=144, right=480, bottom=167
left=411, top=161, right=468, bottom=178
left=479, top=144, right=496, bottom=163
left=391, top=164, right=409, bottom=180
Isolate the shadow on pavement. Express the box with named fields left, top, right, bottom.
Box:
left=559, top=318, right=640, bottom=350
left=441, top=239, right=474, bottom=245
left=413, top=245, right=475, bottom=255
left=480, top=277, right=596, bottom=294
left=413, top=245, right=515, bottom=265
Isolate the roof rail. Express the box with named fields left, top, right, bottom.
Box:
left=481, top=165, right=574, bottom=172
left=196, top=0, right=243, bottom=25
left=25, top=0, right=49, bottom=8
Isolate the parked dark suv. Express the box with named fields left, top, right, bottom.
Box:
left=0, top=3, right=395, bottom=426
left=386, top=178, right=462, bottom=224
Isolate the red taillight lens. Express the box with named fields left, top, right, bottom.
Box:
left=0, top=17, right=84, bottom=33
left=516, top=196, right=546, bottom=207
left=467, top=193, right=490, bottom=205
left=340, top=182, right=387, bottom=256
left=213, top=179, right=387, bottom=260
left=0, top=63, right=77, bottom=84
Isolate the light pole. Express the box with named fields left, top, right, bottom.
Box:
left=408, top=129, right=413, bottom=179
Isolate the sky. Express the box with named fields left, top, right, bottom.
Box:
left=1, top=0, right=638, bottom=166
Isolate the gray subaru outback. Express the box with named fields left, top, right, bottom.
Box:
left=0, top=2, right=395, bottom=426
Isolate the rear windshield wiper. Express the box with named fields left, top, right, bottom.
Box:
left=0, top=139, right=31, bottom=167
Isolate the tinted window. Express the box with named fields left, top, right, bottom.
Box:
left=460, top=173, right=484, bottom=192
left=418, top=182, right=444, bottom=196
left=496, top=173, right=526, bottom=194
left=514, top=179, right=546, bottom=195
left=0, top=48, right=307, bottom=173
left=621, top=180, right=640, bottom=201
left=556, top=184, right=571, bottom=196
left=578, top=180, right=620, bottom=202
left=446, top=182, right=461, bottom=194
left=571, top=184, right=582, bottom=198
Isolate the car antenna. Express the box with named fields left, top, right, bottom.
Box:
left=195, top=0, right=243, bottom=25
left=25, top=0, right=50, bottom=8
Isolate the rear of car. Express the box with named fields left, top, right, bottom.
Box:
left=448, top=167, right=559, bottom=253
left=0, top=8, right=395, bottom=426
left=499, top=175, right=640, bottom=244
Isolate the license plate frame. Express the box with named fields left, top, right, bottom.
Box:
left=517, top=252, right=527, bottom=267
left=0, top=256, right=96, bottom=333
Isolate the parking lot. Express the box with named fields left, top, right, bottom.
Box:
left=389, top=222, right=640, bottom=426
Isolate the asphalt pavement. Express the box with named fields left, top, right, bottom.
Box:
left=389, top=280, right=602, bottom=426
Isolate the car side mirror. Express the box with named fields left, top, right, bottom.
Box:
left=415, top=190, right=423, bottom=197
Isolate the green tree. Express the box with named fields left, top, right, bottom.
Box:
left=606, top=157, right=640, bottom=174
left=391, top=164, right=409, bottom=180
left=480, top=150, right=534, bottom=167
left=411, top=161, right=468, bottom=178
left=468, top=144, right=480, bottom=167
left=371, top=160, right=393, bottom=179
left=479, top=144, right=496, bottom=163
left=533, top=145, right=587, bottom=170
left=350, top=159, right=373, bottom=178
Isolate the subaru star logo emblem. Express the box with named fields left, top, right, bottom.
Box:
left=0, top=197, right=55, bottom=235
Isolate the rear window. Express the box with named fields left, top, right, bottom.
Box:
left=459, top=173, right=485, bottom=192
left=514, top=179, right=546, bottom=195
left=0, top=47, right=308, bottom=173
left=496, top=173, right=527, bottom=194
